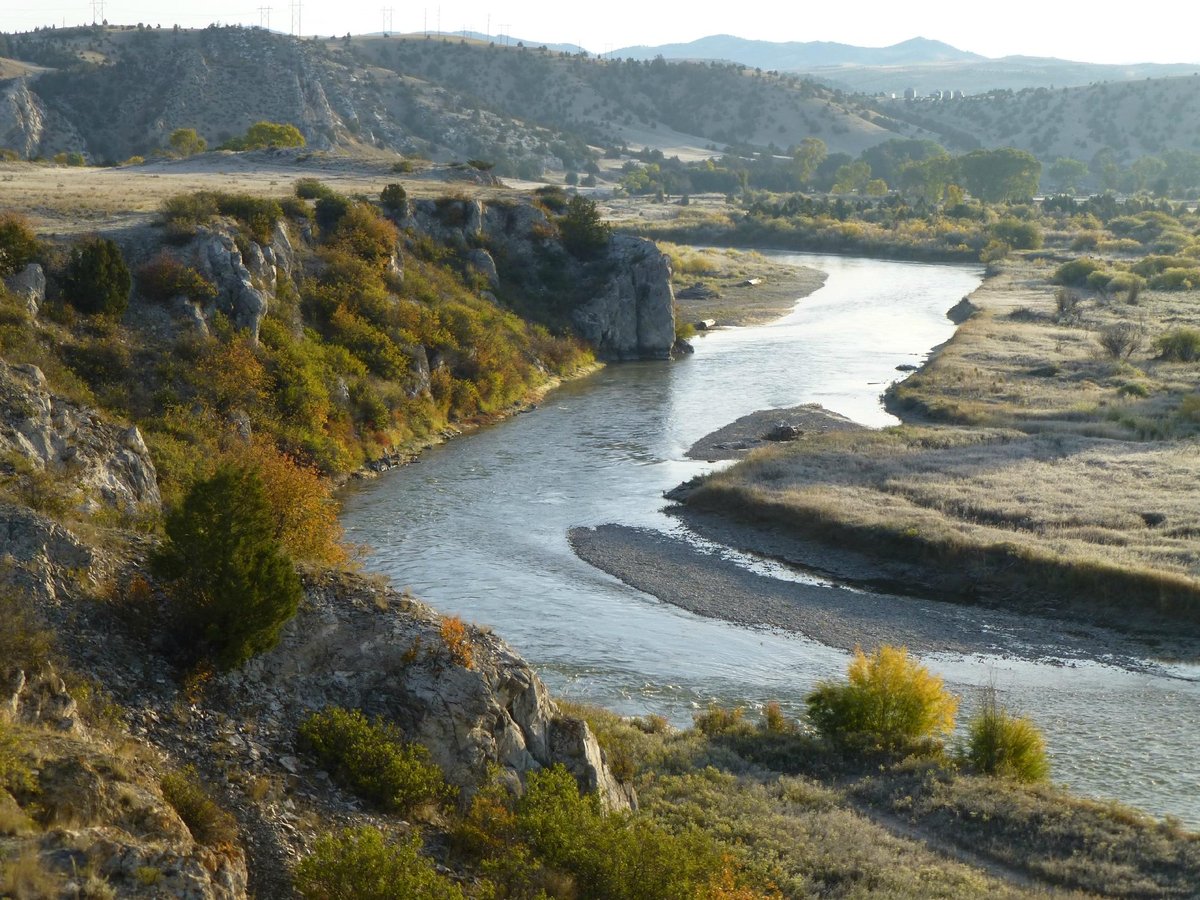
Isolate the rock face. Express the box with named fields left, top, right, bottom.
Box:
left=405, top=198, right=677, bottom=361
left=573, top=234, right=677, bottom=360
left=4, top=262, right=46, bottom=317
left=0, top=360, right=161, bottom=511
left=192, top=226, right=271, bottom=340
left=0, top=665, right=249, bottom=900
left=226, top=571, right=636, bottom=811
left=0, top=502, right=95, bottom=606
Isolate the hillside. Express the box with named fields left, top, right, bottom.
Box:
left=880, top=75, right=1200, bottom=165
left=0, top=25, right=926, bottom=169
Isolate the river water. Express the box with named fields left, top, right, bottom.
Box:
left=341, top=252, right=1200, bottom=827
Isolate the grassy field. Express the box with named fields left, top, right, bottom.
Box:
left=686, top=256, right=1200, bottom=642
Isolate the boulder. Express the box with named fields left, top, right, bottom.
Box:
left=4, top=263, right=45, bottom=317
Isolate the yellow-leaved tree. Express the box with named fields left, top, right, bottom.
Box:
left=805, top=644, right=958, bottom=751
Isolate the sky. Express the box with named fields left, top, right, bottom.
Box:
left=3, top=0, right=1199, bottom=67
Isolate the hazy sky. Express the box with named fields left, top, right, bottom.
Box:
left=4, top=0, right=1199, bottom=66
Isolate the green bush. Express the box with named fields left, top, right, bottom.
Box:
left=558, top=195, right=612, bottom=258
left=962, top=695, right=1049, bottom=782
left=222, top=121, right=306, bottom=151
left=294, top=827, right=464, bottom=900
left=1149, top=267, right=1200, bottom=291
left=153, top=465, right=302, bottom=670
left=167, top=128, right=207, bottom=158
left=380, top=183, right=407, bottom=214
left=805, top=645, right=958, bottom=751
left=989, top=217, right=1042, bottom=250
left=61, top=237, right=131, bottom=317
left=160, top=767, right=238, bottom=846
left=0, top=213, right=42, bottom=278
left=1154, top=327, right=1200, bottom=361
left=1052, top=258, right=1105, bottom=287
left=315, top=195, right=353, bottom=232
left=458, top=765, right=729, bottom=900
left=137, top=254, right=217, bottom=303
left=161, top=192, right=220, bottom=237
left=294, top=178, right=335, bottom=200
left=298, top=707, right=453, bottom=815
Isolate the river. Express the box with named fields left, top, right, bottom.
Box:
left=340, top=251, right=1200, bottom=827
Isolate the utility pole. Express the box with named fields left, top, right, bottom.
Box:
left=258, top=5, right=272, bottom=30
left=289, top=0, right=302, bottom=36
left=381, top=7, right=393, bottom=35
left=499, top=23, right=509, bottom=46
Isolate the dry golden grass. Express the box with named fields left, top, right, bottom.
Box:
left=0, top=157, right=514, bottom=234
left=658, top=241, right=829, bottom=327
left=690, top=258, right=1200, bottom=634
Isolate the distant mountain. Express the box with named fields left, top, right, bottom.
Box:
left=818, top=56, right=1200, bottom=96
left=613, top=35, right=983, bottom=69
left=611, top=33, right=1200, bottom=95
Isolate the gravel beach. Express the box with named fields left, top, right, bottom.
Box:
left=568, top=522, right=1184, bottom=671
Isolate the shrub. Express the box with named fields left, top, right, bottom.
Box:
left=294, top=177, right=335, bottom=200
left=1053, top=257, right=1105, bottom=287
left=61, top=237, right=131, bottom=317
left=1098, top=321, right=1146, bottom=360
left=0, top=213, right=42, bottom=277
left=167, top=128, right=206, bottom=158
left=694, top=704, right=747, bottom=736
left=211, top=193, right=284, bottom=244
left=297, top=707, right=453, bottom=815
left=294, top=827, right=465, bottom=900
left=1054, top=288, right=1081, bottom=323
left=380, top=183, right=407, bottom=214
left=1154, top=327, right=1200, bottom=361
left=137, top=254, right=217, bottom=303
left=152, top=465, right=302, bottom=670
left=990, top=217, right=1042, bottom=250
left=1148, top=267, right=1200, bottom=291
left=438, top=615, right=474, bottom=668
left=962, top=693, right=1049, bottom=782
left=805, top=645, right=958, bottom=750
left=559, top=194, right=611, bottom=258
left=223, top=121, right=306, bottom=151
left=315, top=195, right=353, bottom=231
left=161, top=192, right=220, bottom=237
left=160, top=767, right=238, bottom=846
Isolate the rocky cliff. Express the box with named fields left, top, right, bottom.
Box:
left=405, top=197, right=677, bottom=360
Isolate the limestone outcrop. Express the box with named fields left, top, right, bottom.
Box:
left=4, top=262, right=46, bottom=317
left=404, top=197, right=677, bottom=361
left=0, top=360, right=161, bottom=511
left=223, top=571, right=636, bottom=811
left=192, top=226, right=272, bottom=340
left=573, top=234, right=677, bottom=360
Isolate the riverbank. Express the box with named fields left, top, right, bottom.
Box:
left=661, top=243, right=829, bottom=327
left=665, top=255, right=1200, bottom=653
left=568, top=523, right=1180, bottom=668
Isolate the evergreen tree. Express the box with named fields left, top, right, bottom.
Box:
left=154, top=465, right=302, bottom=670
left=61, top=237, right=131, bottom=317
